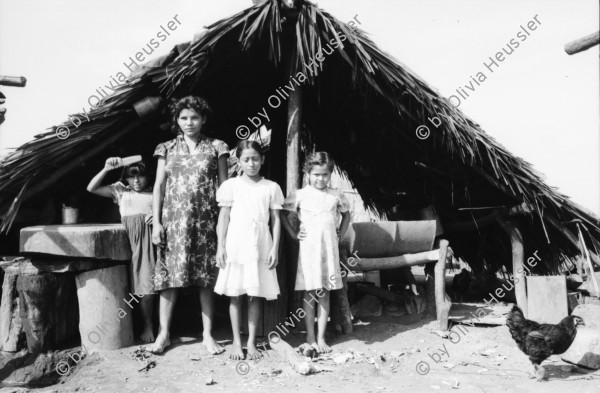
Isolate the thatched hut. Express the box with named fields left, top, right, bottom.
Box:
left=0, top=0, right=598, bottom=332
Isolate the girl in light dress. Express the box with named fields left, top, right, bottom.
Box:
left=87, top=158, right=156, bottom=343
left=281, top=152, right=351, bottom=353
left=215, top=140, right=284, bottom=360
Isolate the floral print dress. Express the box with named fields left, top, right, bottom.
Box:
left=153, top=133, right=229, bottom=290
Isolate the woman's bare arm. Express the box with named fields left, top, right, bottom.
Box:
left=152, top=157, right=167, bottom=246
left=217, top=155, right=229, bottom=186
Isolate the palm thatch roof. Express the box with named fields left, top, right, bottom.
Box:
left=1, top=0, right=598, bottom=274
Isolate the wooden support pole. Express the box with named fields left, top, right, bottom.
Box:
left=286, top=86, right=302, bottom=193
left=435, top=240, right=452, bottom=331
left=282, top=61, right=304, bottom=335
left=496, top=215, right=528, bottom=317
left=424, top=240, right=452, bottom=330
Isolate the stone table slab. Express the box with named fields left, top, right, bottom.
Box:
left=20, top=224, right=131, bottom=261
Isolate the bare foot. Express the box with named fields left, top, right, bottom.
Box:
left=203, top=335, right=224, bottom=355
left=534, top=364, right=546, bottom=381
left=229, top=342, right=244, bottom=360
left=247, top=342, right=261, bottom=360
left=309, top=341, right=320, bottom=353
left=147, top=332, right=170, bottom=354
left=317, top=338, right=331, bottom=353
left=140, top=325, right=155, bottom=343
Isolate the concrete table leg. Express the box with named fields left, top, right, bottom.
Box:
left=75, top=265, right=133, bottom=351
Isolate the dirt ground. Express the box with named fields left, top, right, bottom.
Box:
left=1, top=301, right=598, bottom=393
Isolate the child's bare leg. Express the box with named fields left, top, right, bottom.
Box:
left=200, top=287, right=224, bottom=354
left=303, top=290, right=318, bottom=349
left=140, top=295, right=155, bottom=342
left=229, top=296, right=244, bottom=360
left=316, top=290, right=331, bottom=353
left=247, top=297, right=261, bottom=360
left=148, top=288, right=177, bottom=353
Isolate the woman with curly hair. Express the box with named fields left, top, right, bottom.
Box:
left=149, top=96, right=229, bottom=354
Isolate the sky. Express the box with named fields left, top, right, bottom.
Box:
left=0, top=0, right=598, bottom=213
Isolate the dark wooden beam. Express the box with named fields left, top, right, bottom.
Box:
left=565, top=31, right=600, bottom=55
left=496, top=215, right=528, bottom=316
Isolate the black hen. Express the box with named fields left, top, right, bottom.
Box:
left=506, top=305, right=584, bottom=381
left=451, top=268, right=470, bottom=302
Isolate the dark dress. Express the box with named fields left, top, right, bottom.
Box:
left=109, top=182, right=156, bottom=296
left=153, top=133, right=229, bottom=290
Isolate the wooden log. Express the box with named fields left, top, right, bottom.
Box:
left=496, top=216, right=528, bottom=317
left=352, top=250, right=439, bottom=271
left=0, top=273, right=24, bottom=352
left=565, top=31, right=600, bottom=55
left=435, top=240, right=452, bottom=331
left=20, top=224, right=131, bottom=261
left=268, top=335, right=316, bottom=375
left=75, top=265, right=133, bottom=351
left=0, top=76, right=27, bottom=87
left=16, top=273, right=77, bottom=353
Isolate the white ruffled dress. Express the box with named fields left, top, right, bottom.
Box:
left=214, top=177, right=284, bottom=300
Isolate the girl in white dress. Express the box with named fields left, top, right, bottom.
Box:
left=215, top=140, right=284, bottom=360
left=281, top=152, right=351, bottom=353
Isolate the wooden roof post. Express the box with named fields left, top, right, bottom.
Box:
left=260, top=0, right=303, bottom=337
left=435, top=239, right=452, bottom=330
left=496, top=210, right=527, bottom=317
left=286, top=83, right=302, bottom=193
